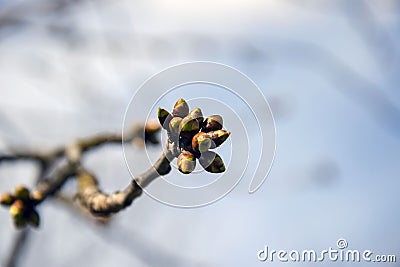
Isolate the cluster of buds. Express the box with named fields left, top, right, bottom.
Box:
left=158, top=98, right=230, bottom=174
left=0, top=185, right=42, bottom=228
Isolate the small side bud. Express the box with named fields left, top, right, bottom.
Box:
left=169, top=117, right=183, bottom=136
left=31, top=190, right=43, bottom=203
left=172, top=98, right=189, bottom=118
left=199, top=151, right=226, bottom=173
left=189, top=108, right=204, bottom=125
left=177, top=151, right=196, bottom=174
left=0, top=193, right=15, bottom=206
left=135, top=119, right=161, bottom=146
left=145, top=118, right=161, bottom=134
left=207, top=130, right=231, bottom=148
left=28, top=209, right=40, bottom=228
left=192, top=132, right=212, bottom=153
left=158, top=108, right=173, bottom=130
left=14, top=185, right=30, bottom=200
left=179, top=116, right=200, bottom=139
left=202, top=115, right=223, bottom=132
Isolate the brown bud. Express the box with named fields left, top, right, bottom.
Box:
left=207, top=130, right=231, bottom=148
left=0, top=192, right=15, bottom=206
left=31, top=190, right=43, bottom=203
left=143, top=119, right=161, bottom=145
left=28, top=209, right=40, bottom=228
left=169, top=117, right=183, bottom=136
left=189, top=108, right=204, bottom=125
left=202, top=115, right=223, bottom=132
left=192, top=132, right=212, bottom=153
left=179, top=116, right=200, bottom=139
left=14, top=185, right=30, bottom=200
left=172, top=98, right=189, bottom=117
left=199, top=151, right=226, bottom=173
left=145, top=118, right=161, bottom=133
left=177, top=151, right=196, bottom=174
left=158, top=107, right=173, bottom=130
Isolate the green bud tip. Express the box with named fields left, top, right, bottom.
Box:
left=158, top=107, right=172, bottom=130
left=202, top=115, right=223, bottom=132
left=28, top=210, right=40, bottom=228
left=9, top=200, right=24, bottom=218
left=207, top=130, right=231, bottom=148
left=177, top=151, right=196, bottom=174
left=189, top=108, right=204, bottom=124
left=169, top=117, right=183, bottom=135
left=179, top=116, right=200, bottom=138
left=192, top=132, right=212, bottom=153
left=0, top=192, right=15, bottom=206
left=172, top=98, right=190, bottom=118
left=14, top=185, right=30, bottom=200
left=199, top=151, right=226, bottom=173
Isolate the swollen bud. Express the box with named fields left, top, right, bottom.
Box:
left=172, top=98, right=189, bottom=118
left=14, top=185, right=30, bottom=200
left=179, top=116, right=200, bottom=139
left=0, top=193, right=15, bottom=206
left=192, top=132, right=212, bottom=153
left=199, top=151, right=226, bottom=173
left=28, top=209, right=40, bottom=228
left=14, top=215, right=27, bottom=229
left=169, top=117, right=183, bottom=136
left=158, top=108, right=173, bottom=130
left=202, top=115, right=223, bottom=132
left=207, top=130, right=231, bottom=148
left=10, top=200, right=24, bottom=218
left=189, top=108, right=204, bottom=125
left=177, top=151, right=196, bottom=174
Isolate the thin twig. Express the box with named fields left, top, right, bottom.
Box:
left=0, top=127, right=140, bottom=166
left=32, top=161, right=79, bottom=204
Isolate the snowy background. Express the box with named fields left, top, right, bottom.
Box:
left=0, top=0, right=399, bottom=266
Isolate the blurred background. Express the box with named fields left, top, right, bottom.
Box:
left=0, top=0, right=399, bottom=266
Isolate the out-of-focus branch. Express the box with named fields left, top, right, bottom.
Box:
left=0, top=121, right=161, bottom=227
left=4, top=229, right=29, bottom=267
left=0, top=124, right=146, bottom=166
left=31, top=161, right=79, bottom=204
left=0, top=149, right=64, bottom=166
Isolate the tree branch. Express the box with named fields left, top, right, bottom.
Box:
left=75, top=140, right=179, bottom=216
left=0, top=126, right=141, bottom=166
left=0, top=121, right=161, bottom=221
left=76, top=168, right=143, bottom=216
